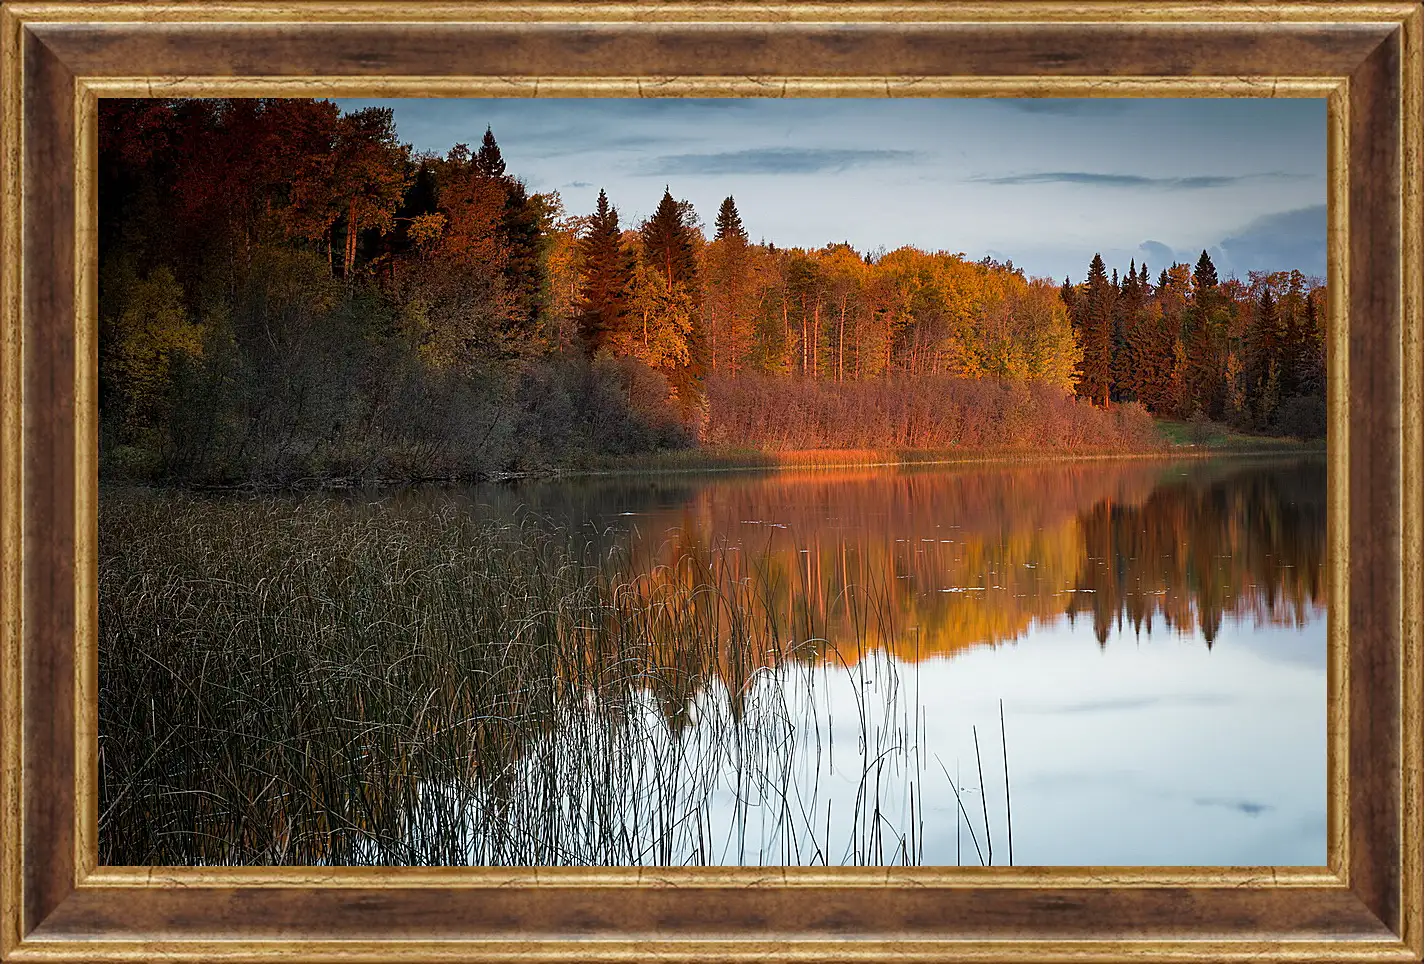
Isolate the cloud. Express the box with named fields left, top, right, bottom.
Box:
left=1138, top=240, right=1176, bottom=269
left=1215, top=204, right=1327, bottom=278
left=564, top=180, right=593, bottom=188
left=971, top=171, right=1290, bottom=190
left=640, top=147, right=919, bottom=176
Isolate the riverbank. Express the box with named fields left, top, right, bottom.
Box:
left=163, top=428, right=1321, bottom=493
left=549, top=424, right=1322, bottom=481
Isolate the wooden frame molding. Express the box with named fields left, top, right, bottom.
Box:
left=0, top=2, right=1419, bottom=961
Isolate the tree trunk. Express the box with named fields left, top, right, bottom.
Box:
left=812, top=300, right=820, bottom=378
left=838, top=301, right=846, bottom=382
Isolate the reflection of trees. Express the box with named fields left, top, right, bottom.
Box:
left=605, top=458, right=1325, bottom=693
left=1065, top=459, right=1326, bottom=647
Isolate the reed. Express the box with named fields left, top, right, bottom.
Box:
left=99, top=488, right=1008, bottom=867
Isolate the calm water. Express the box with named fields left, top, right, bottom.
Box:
left=435, top=455, right=1327, bottom=866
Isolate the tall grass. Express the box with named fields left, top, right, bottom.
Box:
left=100, top=489, right=1008, bottom=867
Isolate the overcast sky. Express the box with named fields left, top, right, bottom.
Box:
left=334, top=97, right=1326, bottom=284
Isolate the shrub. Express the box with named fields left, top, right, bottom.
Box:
left=1273, top=394, right=1327, bottom=441
left=703, top=374, right=1163, bottom=453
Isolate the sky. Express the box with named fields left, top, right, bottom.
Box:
left=334, top=97, right=1327, bottom=284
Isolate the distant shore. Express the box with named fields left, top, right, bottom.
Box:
left=558, top=436, right=1323, bottom=481
left=119, top=422, right=1323, bottom=495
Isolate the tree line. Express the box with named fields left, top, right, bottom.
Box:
left=97, top=98, right=1324, bottom=484
left=1061, top=252, right=1326, bottom=439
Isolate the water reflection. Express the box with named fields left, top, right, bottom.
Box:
left=438, top=455, right=1326, bottom=866
left=100, top=456, right=1327, bottom=866
left=453, top=456, right=1325, bottom=662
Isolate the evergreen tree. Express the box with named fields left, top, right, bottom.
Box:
left=714, top=196, right=747, bottom=243
left=474, top=126, right=506, bottom=179
left=497, top=179, right=545, bottom=345
left=1110, top=260, right=1140, bottom=401
left=639, top=189, right=705, bottom=416
left=1277, top=281, right=1306, bottom=399
left=1245, top=288, right=1281, bottom=427
left=1297, top=292, right=1326, bottom=397
left=575, top=189, right=633, bottom=355
left=1072, top=254, right=1113, bottom=407
left=1129, top=303, right=1178, bottom=414
left=642, top=188, right=699, bottom=289
left=1192, top=249, right=1218, bottom=295
left=1185, top=251, right=1227, bottom=419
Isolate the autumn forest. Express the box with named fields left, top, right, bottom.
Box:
left=97, top=98, right=1327, bottom=483
left=97, top=97, right=1330, bottom=868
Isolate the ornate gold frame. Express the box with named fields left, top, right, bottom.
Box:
left=0, top=2, right=1420, bottom=961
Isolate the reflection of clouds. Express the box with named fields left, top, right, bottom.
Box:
left=1017, top=693, right=1236, bottom=715
left=1193, top=796, right=1274, bottom=816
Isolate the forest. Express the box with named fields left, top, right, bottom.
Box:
left=98, top=98, right=1327, bottom=484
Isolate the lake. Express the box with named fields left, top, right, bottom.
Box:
left=98, top=454, right=1326, bottom=867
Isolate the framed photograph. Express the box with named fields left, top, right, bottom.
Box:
left=1, top=1, right=1420, bottom=961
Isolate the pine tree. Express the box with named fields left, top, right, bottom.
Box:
left=1245, top=287, right=1281, bottom=426
left=705, top=196, right=756, bottom=373
left=1185, top=251, right=1227, bottom=419
left=1278, top=290, right=1305, bottom=399
left=1111, top=260, right=1141, bottom=401
left=714, top=196, right=747, bottom=243
left=1298, top=291, right=1326, bottom=397
left=642, top=188, right=699, bottom=289
left=575, top=189, right=633, bottom=355
left=1129, top=302, right=1178, bottom=414
left=1192, top=249, right=1218, bottom=294
left=498, top=178, right=545, bottom=343
left=638, top=189, right=705, bottom=416
left=1072, top=254, right=1113, bottom=407
left=474, top=126, right=506, bottom=179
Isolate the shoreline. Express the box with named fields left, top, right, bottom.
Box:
left=105, top=439, right=1326, bottom=494
left=555, top=441, right=1324, bottom=481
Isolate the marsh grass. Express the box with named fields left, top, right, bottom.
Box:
left=99, top=489, right=1008, bottom=867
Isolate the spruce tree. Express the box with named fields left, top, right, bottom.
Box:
left=639, top=189, right=705, bottom=415
left=1186, top=251, right=1226, bottom=419
left=1073, top=254, right=1113, bottom=407
left=1111, top=261, right=1141, bottom=401
left=1278, top=293, right=1305, bottom=399
left=1192, top=249, right=1218, bottom=295
left=1131, top=303, right=1178, bottom=414
left=1245, top=288, right=1281, bottom=427
left=714, top=196, right=747, bottom=243
left=497, top=178, right=544, bottom=343
left=474, top=126, right=506, bottom=179
left=575, top=189, right=633, bottom=355
left=1298, top=292, right=1326, bottom=397
left=642, top=188, right=699, bottom=289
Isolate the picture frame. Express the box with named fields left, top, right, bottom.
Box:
left=1, top=1, right=1420, bottom=960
